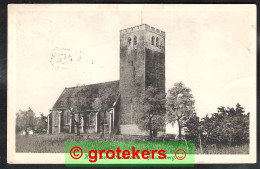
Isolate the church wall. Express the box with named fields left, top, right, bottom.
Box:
left=62, top=109, right=70, bottom=133
left=145, top=48, right=165, bottom=93
left=73, top=113, right=82, bottom=134
left=51, top=110, right=59, bottom=133
left=113, top=97, right=120, bottom=134
left=144, top=26, right=165, bottom=93
left=48, top=112, right=52, bottom=134
left=87, top=125, right=96, bottom=133
left=85, top=112, right=97, bottom=134
left=96, top=111, right=111, bottom=134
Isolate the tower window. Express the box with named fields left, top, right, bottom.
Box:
left=133, top=36, right=137, bottom=45
left=128, top=37, right=132, bottom=45
left=156, top=37, right=159, bottom=47
left=151, top=36, right=155, bottom=45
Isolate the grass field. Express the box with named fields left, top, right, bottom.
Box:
left=195, top=144, right=249, bottom=154
left=16, top=134, right=249, bottom=154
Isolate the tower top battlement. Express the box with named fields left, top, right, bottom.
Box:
left=120, top=24, right=165, bottom=37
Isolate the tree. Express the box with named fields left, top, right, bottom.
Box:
left=200, top=103, right=249, bottom=145
left=200, top=114, right=215, bottom=144
left=215, top=104, right=249, bottom=145
left=70, top=87, right=100, bottom=136
left=92, top=85, right=118, bottom=137
left=134, top=86, right=166, bottom=140
left=16, top=107, right=36, bottom=135
left=231, top=104, right=249, bottom=144
left=184, top=113, right=200, bottom=143
left=34, top=113, right=47, bottom=133
left=166, top=82, right=195, bottom=140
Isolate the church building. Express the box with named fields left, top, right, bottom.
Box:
left=47, top=24, right=165, bottom=135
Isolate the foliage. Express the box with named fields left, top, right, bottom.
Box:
left=92, top=85, right=119, bottom=137
left=16, top=108, right=48, bottom=135
left=184, top=113, right=200, bottom=143
left=34, top=113, right=47, bottom=133
left=72, top=87, right=98, bottom=111
left=92, top=84, right=118, bottom=111
left=134, top=86, right=166, bottom=140
left=166, top=82, right=195, bottom=139
left=16, top=107, right=37, bottom=134
left=199, top=104, right=249, bottom=145
left=69, top=88, right=92, bottom=136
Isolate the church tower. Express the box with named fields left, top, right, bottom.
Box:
left=119, top=24, right=165, bottom=134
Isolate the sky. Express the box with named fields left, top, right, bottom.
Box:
left=10, top=5, right=256, bottom=118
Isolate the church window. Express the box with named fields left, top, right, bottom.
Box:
left=66, top=111, right=70, bottom=124
left=128, top=37, right=132, bottom=45
left=156, top=37, right=159, bottom=47
left=151, top=36, right=155, bottom=45
left=133, top=36, right=137, bottom=45
left=104, top=111, right=108, bottom=125
left=89, top=113, right=95, bottom=126
left=54, top=113, right=59, bottom=126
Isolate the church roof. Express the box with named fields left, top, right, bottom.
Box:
left=51, top=80, right=119, bottom=112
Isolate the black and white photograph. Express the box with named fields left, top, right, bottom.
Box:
left=7, top=4, right=256, bottom=164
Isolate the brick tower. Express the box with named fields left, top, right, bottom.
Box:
left=119, top=24, right=165, bottom=135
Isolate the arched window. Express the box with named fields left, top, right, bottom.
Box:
left=156, top=37, right=159, bottom=47
left=66, top=111, right=70, bottom=124
left=151, top=36, right=155, bottom=45
left=133, top=36, right=137, bottom=45
left=128, top=37, right=132, bottom=45
left=89, top=113, right=95, bottom=126
left=104, top=111, right=108, bottom=124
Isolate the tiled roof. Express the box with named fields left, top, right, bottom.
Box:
left=52, top=80, right=119, bottom=112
